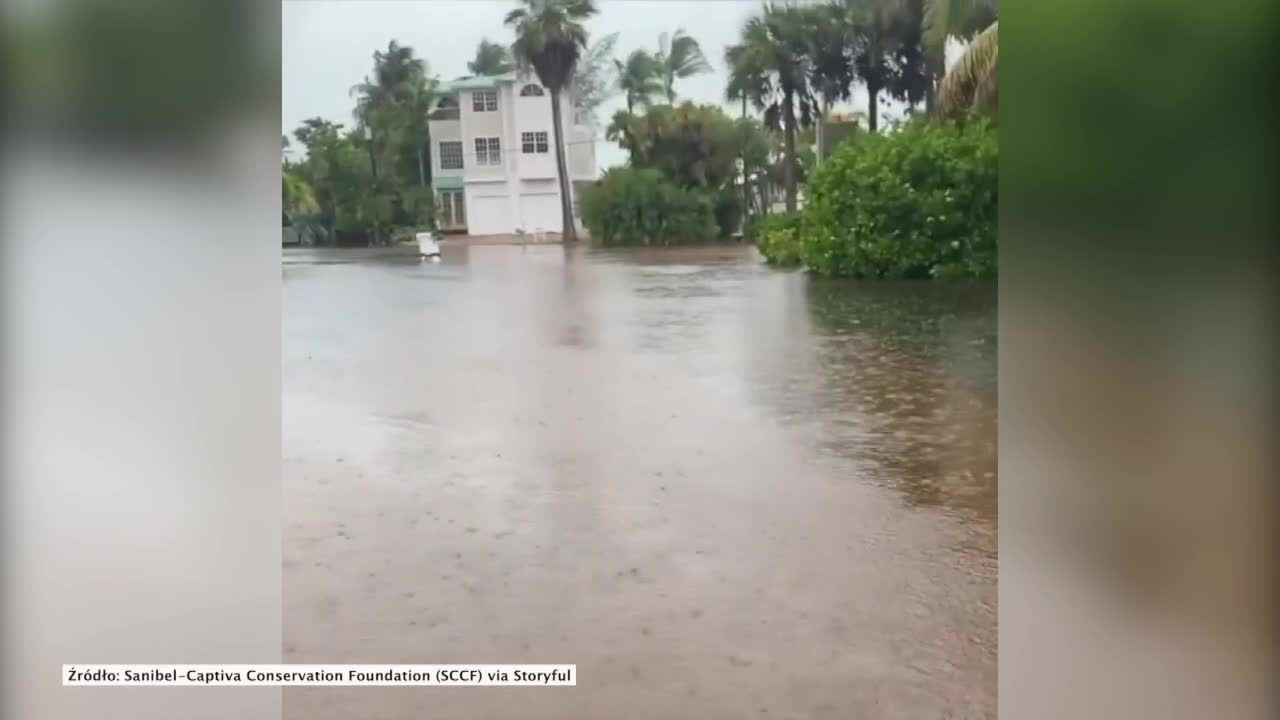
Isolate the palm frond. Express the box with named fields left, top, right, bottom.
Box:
left=938, top=20, right=997, bottom=116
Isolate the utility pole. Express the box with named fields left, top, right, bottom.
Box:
left=816, top=100, right=828, bottom=168
left=740, top=95, right=750, bottom=236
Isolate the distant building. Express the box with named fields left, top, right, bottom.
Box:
left=817, top=114, right=864, bottom=163
left=428, top=73, right=596, bottom=237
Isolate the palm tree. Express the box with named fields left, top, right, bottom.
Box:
left=938, top=20, right=996, bottom=116
left=352, top=40, right=425, bottom=111
left=806, top=2, right=856, bottom=165
left=349, top=41, right=428, bottom=244
left=614, top=49, right=663, bottom=113
left=468, top=38, right=515, bottom=76
left=350, top=40, right=426, bottom=180
left=923, top=0, right=997, bottom=113
left=839, top=0, right=901, bottom=132
left=405, top=72, right=437, bottom=186
left=725, top=51, right=769, bottom=220
left=724, top=2, right=815, bottom=212
left=506, top=0, right=598, bottom=242
left=571, top=32, right=620, bottom=125
left=655, top=29, right=712, bottom=103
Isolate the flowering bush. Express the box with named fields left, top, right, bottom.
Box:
left=802, top=119, right=997, bottom=278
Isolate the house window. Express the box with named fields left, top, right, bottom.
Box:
left=472, top=90, right=498, bottom=112
left=438, top=141, right=463, bottom=170
left=521, top=131, right=549, bottom=154
left=474, top=137, right=501, bottom=166
left=430, top=95, right=460, bottom=120
left=519, top=84, right=545, bottom=97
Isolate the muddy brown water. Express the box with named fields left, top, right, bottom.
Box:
left=283, top=243, right=996, bottom=719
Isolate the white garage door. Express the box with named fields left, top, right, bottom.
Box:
left=466, top=192, right=513, bottom=236
left=518, top=193, right=561, bottom=235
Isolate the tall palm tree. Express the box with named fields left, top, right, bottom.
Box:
left=350, top=41, right=428, bottom=244
left=807, top=4, right=855, bottom=112
left=725, top=46, right=770, bottom=219
left=724, top=2, right=815, bottom=212
left=468, top=38, right=515, bottom=76
left=506, top=0, right=598, bottom=242
left=405, top=72, right=437, bottom=186
left=352, top=40, right=425, bottom=112
left=614, top=49, right=663, bottom=113
left=350, top=40, right=426, bottom=180
left=938, top=20, right=996, bottom=116
left=571, top=32, right=620, bottom=125
left=806, top=2, right=855, bottom=164
left=655, top=29, right=712, bottom=103
left=840, top=0, right=901, bottom=132
left=923, top=0, right=997, bottom=113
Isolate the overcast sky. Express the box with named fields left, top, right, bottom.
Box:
left=283, top=0, right=894, bottom=171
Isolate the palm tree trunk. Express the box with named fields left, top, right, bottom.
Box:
left=816, top=99, right=829, bottom=167
left=868, top=35, right=883, bottom=132
left=782, top=90, right=797, bottom=213
left=868, top=81, right=880, bottom=132
left=549, top=90, right=577, bottom=242
left=416, top=145, right=426, bottom=187
left=924, top=47, right=942, bottom=116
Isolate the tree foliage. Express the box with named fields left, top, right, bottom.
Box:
left=602, top=103, right=774, bottom=238
left=755, top=212, right=806, bottom=265
left=286, top=41, right=439, bottom=245
left=656, top=29, right=713, bottom=103
left=614, top=49, right=664, bottom=113
left=580, top=168, right=719, bottom=245
left=570, top=31, right=619, bottom=124
left=938, top=20, right=997, bottom=117
left=468, top=38, right=515, bottom=76
left=724, top=2, right=817, bottom=212
left=609, top=103, right=741, bottom=188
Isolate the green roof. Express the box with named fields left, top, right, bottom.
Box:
left=438, top=73, right=516, bottom=93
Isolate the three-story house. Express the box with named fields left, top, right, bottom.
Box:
left=428, top=72, right=596, bottom=237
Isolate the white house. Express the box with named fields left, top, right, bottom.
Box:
left=428, top=72, right=596, bottom=237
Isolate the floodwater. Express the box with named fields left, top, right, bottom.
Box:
left=283, top=243, right=997, bottom=719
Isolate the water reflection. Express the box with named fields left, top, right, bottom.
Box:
left=752, top=278, right=997, bottom=522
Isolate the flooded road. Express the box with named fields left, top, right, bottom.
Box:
left=283, top=243, right=997, bottom=719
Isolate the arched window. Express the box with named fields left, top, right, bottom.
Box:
left=519, top=84, right=545, bottom=97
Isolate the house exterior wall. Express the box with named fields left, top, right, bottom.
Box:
left=429, top=118, right=462, bottom=180
left=514, top=82, right=557, bottom=181
left=567, top=125, right=595, bottom=179
left=460, top=89, right=506, bottom=183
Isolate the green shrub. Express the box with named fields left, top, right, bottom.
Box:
left=580, top=167, right=719, bottom=246
left=743, top=214, right=764, bottom=243
left=755, top=212, right=805, bottom=266
left=803, top=119, right=997, bottom=278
